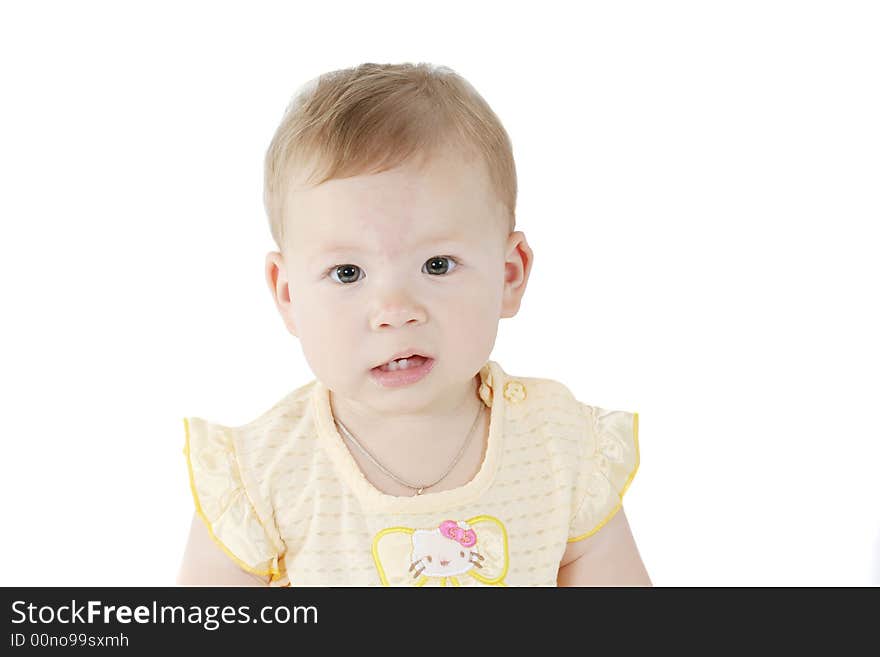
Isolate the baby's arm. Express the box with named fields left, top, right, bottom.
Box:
left=176, top=512, right=271, bottom=586
left=557, top=506, right=652, bottom=586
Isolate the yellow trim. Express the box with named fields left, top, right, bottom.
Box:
left=567, top=411, right=641, bottom=543
left=183, top=417, right=281, bottom=578
left=440, top=577, right=447, bottom=587
left=450, top=576, right=461, bottom=587
left=414, top=576, right=428, bottom=587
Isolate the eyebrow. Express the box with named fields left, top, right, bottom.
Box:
left=312, top=237, right=466, bottom=260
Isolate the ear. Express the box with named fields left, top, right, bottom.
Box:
left=265, top=251, right=298, bottom=337
left=500, top=231, right=534, bottom=319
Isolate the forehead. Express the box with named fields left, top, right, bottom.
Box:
left=284, top=147, right=504, bottom=257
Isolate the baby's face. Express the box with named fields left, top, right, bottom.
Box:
left=267, top=145, right=532, bottom=413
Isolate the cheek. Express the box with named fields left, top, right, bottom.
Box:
left=440, top=295, right=500, bottom=356
left=440, top=278, right=500, bottom=322
left=291, top=292, right=353, bottom=337
left=290, top=297, right=361, bottom=373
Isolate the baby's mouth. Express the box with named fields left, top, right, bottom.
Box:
left=373, top=355, right=430, bottom=372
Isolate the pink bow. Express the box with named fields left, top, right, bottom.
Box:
left=439, top=520, right=477, bottom=548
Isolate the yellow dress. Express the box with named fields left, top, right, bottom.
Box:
left=183, top=360, right=639, bottom=586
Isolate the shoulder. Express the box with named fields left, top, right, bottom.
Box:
left=492, top=363, right=637, bottom=453
left=184, top=378, right=320, bottom=496
left=494, top=367, right=597, bottom=456
left=489, top=362, right=581, bottom=416
left=233, top=380, right=317, bottom=448
left=502, top=368, right=633, bottom=435
left=488, top=364, right=589, bottom=460
left=184, top=381, right=317, bottom=486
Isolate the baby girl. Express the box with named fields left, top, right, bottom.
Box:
left=177, top=62, right=651, bottom=587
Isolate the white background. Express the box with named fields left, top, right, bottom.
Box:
left=1, top=1, right=877, bottom=586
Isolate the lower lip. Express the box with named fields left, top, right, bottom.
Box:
left=370, top=357, right=436, bottom=388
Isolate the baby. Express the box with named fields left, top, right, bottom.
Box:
left=177, top=62, right=651, bottom=587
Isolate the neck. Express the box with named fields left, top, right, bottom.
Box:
left=328, top=373, right=485, bottom=450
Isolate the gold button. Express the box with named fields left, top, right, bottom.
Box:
left=503, top=380, right=526, bottom=403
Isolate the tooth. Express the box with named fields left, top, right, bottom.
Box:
left=378, top=355, right=428, bottom=372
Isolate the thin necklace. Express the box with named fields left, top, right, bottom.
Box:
left=334, top=401, right=485, bottom=496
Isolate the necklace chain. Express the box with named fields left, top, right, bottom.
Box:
left=334, top=402, right=485, bottom=496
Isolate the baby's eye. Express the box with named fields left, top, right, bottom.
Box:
left=422, top=256, right=459, bottom=276
left=426, top=556, right=433, bottom=563
left=460, top=551, right=465, bottom=558
left=328, top=257, right=459, bottom=284
left=329, top=264, right=363, bottom=285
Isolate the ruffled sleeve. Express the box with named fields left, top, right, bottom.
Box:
left=568, top=405, right=640, bottom=542
left=183, top=417, right=288, bottom=584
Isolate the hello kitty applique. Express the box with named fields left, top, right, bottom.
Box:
left=371, top=515, right=509, bottom=586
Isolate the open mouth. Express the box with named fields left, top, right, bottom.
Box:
left=373, top=354, right=430, bottom=372
left=369, top=353, right=436, bottom=388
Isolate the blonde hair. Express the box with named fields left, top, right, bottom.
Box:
left=263, top=62, right=517, bottom=247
